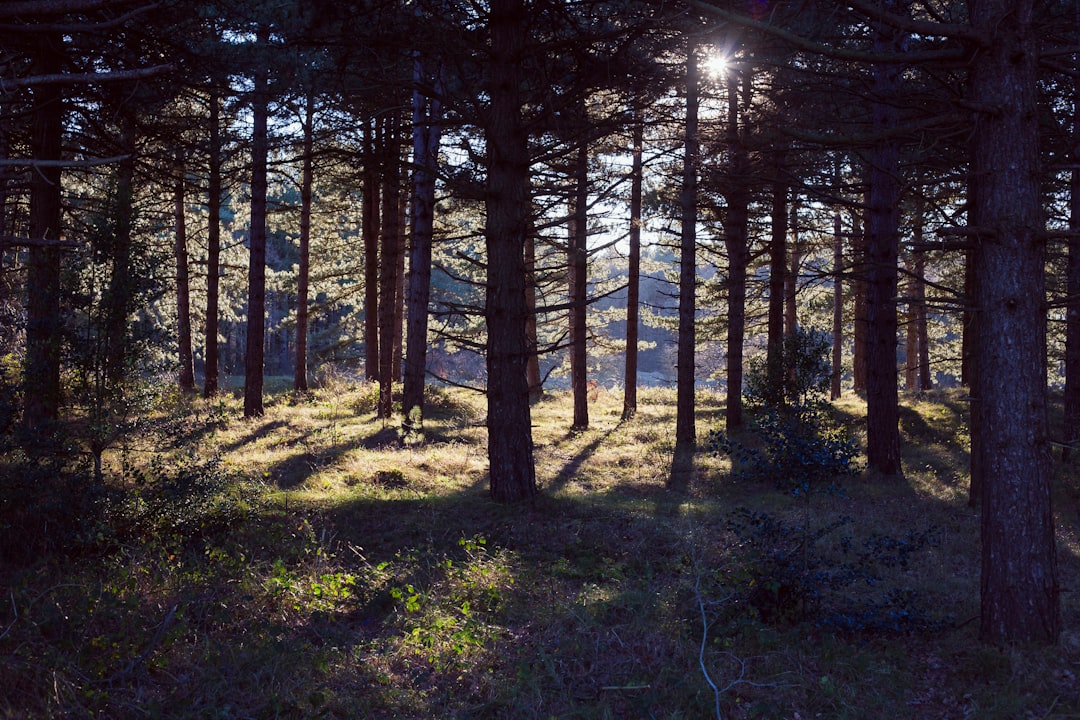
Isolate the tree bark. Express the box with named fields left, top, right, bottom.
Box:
left=569, top=140, right=588, bottom=431
left=525, top=225, right=543, bottom=402
left=294, top=91, right=314, bottom=393
left=623, top=110, right=643, bottom=420
left=831, top=213, right=843, bottom=400
left=204, top=90, right=222, bottom=398
left=23, top=31, right=64, bottom=434
left=852, top=210, right=867, bottom=394
left=673, top=32, right=699, bottom=482
left=724, top=76, right=750, bottom=431
left=175, top=156, right=194, bottom=393
left=378, top=116, right=402, bottom=419
left=402, top=64, right=444, bottom=429
left=363, top=122, right=381, bottom=382
left=1063, top=7, right=1080, bottom=462
left=971, top=0, right=1059, bottom=645
left=104, top=119, right=136, bottom=388
left=766, top=149, right=788, bottom=406
left=243, top=31, right=269, bottom=418
left=485, top=0, right=536, bottom=502
left=863, top=9, right=903, bottom=476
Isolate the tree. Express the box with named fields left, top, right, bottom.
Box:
left=175, top=154, right=195, bottom=393
left=22, top=31, right=64, bottom=435
left=862, top=1, right=904, bottom=477
left=970, top=0, right=1059, bottom=645
left=485, top=0, right=537, bottom=502
left=243, top=26, right=270, bottom=419
left=402, top=49, right=445, bottom=429
left=673, top=29, right=700, bottom=483
left=622, top=108, right=644, bottom=420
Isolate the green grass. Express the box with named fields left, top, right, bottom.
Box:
left=1, top=382, right=1079, bottom=719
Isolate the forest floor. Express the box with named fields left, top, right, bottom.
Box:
left=2, top=379, right=1080, bottom=719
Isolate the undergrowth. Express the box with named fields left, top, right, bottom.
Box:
left=0, top=379, right=1077, bottom=719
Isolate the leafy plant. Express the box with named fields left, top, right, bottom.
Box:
left=721, top=508, right=945, bottom=632
left=710, top=327, right=860, bottom=495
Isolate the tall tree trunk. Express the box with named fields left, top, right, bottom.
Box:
left=378, top=116, right=402, bottom=419
left=851, top=211, right=867, bottom=393
left=831, top=213, right=843, bottom=400
left=525, top=224, right=543, bottom=402
left=570, top=140, right=589, bottom=431
left=1063, top=8, right=1080, bottom=462
left=243, top=31, right=269, bottom=419
left=971, top=0, right=1059, bottom=645
left=485, top=0, right=537, bottom=502
left=864, top=12, right=903, bottom=477
left=392, top=183, right=406, bottom=383
left=204, top=90, right=222, bottom=398
left=785, top=199, right=800, bottom=336
left=673, top=33, right=699, bottom=477
left=904, top=262, right=918, bottom=392
left=363, top=122, right=381, bottom=382
left=966, top=166, right=984, bottom=505
left=766, top=149, right=787, bottom=407
left=402, top=64, right=444, bottom=429
left=295, top=91, right=314, bottom=393
left=104, top=119, right=136, bottom=388
left=724, top=76, right=750, bottom=431
left=23, top=32, right=64, bottom=434
left=175, top=156, right=195, bottom=393
left=623, top=110, right=643, bottom=420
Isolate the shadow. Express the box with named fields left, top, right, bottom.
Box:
left=666, top=441, right=694, bottom=494
left=544, top=426, right=619, bottom=492
left=218, top=419, right=292, bottom=453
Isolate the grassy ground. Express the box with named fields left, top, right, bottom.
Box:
left=2, top=380, right=1079, bottom=719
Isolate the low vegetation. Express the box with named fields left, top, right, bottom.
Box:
left=2, top=380, right=1079, bottom=719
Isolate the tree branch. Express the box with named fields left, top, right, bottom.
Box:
left=2, top=63, right=173, bottom=90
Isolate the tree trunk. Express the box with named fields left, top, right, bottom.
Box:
left=485, top=0, right=536, bottom=502
left=724, top=77, right=750, bottom=431
left=175, top=156, right=195, bottom=393
left=104, top=119, right=136, bottom=388
left=392, top=183, right=406, bottom=383
left=295, top=91, right=314, bottom=393
left=378, top=116, right=402, bottom=419
left=785, top=200, right=800, bottom=337
left=570, top=140, right=589, bottom=431
left=402, top=64, right=444, bottom=429
left=1063, top=8, right=1080, bottom=462
left=243, top=32, right=269, bottom=418
left=674, top=33, right=699, bottom=478
left=204, top=90, right=222, bottom=398
left=23, top=32, right=64, bottom=434
left=971, top=0, right=1059, bottom=645
left=864, top=12, right=903, bottom=477
left=363, top=122, right=381, bottom=382
left=623, top=110, right=643, bottom=420
left=831, top=213, right=843, bottom=400
left=766, top=149, right=788, bottom=407
left=525, top=225, right=543, bottom=402
left=851, top=211, right=867, bottom=394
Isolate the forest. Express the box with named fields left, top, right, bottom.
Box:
left=2, top=0, right=1080, bottom=717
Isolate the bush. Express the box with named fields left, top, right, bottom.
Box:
left=710, top=327, right=860, bottom=495
left=721, top=508, right=945, bottom=632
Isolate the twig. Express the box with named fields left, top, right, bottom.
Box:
left=115, top=604, right=178, bottom=680
left=0, top=590, right=16, bottom=641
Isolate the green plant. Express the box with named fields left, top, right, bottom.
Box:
left=721, top=508, right=944, bottom=632
left=710, top=328, right=860, bottom=496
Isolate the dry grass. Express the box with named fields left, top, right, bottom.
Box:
left=1, top=383, right=1079, bottom=719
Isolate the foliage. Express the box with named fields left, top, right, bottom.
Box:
left=744, top=328, right=833, bottom=414
left=720, top=508, right=946, bottom=633
left=710, top=327, right=860, bottom=495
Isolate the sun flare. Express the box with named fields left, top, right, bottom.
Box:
left=704, top=51, right=729, bottom=78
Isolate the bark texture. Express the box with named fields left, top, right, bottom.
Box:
left=971, top=0, right=1059, bottom=645
left=485, top=0, right=536, bottom=502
